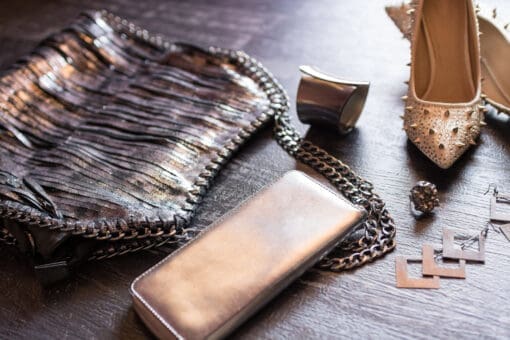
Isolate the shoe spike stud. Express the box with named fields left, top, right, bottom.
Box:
left=493, top=8, right=497, bottom=19
left=452, top=127, right=459, bottom=133
left=444, top=110, right=450, bottom=118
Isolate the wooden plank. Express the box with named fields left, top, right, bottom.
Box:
left=0, top=0, right=509, bottom=338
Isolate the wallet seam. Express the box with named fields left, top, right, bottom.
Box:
left=130, top=170, right=364, bottom=338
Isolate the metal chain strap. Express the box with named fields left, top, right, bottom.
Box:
left=273, top=108, right=396, bottom=271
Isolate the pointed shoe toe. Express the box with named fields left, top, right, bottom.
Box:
left=403, top=103, right=482, bottom=169
left=403, top=0, right=483, bottom=169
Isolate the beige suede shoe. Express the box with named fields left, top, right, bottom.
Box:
left=401, top=0, right=483, bottom=169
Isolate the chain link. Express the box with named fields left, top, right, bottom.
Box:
left=274, top=106, right=396, bottom=271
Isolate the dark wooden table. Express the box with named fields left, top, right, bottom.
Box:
left=1, top=0, right=509, bottom=338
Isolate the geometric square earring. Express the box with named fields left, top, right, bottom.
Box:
left=490, top=195, right=510, bottom=223
left=421, top=244, right=466, bottom=278
left=442, top=228, right=485, bottom=263
left=500, top=224, right=510, bottom=242
left=395, top=255, right=440, bottom=288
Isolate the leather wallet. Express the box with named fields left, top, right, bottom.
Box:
left=130, top=170, right=365, bottom=339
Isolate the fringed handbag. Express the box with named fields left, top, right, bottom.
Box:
left=0, top=11, right=396, bottom=284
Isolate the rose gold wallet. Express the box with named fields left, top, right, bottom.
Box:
left=130, top=170, right=365, bottom=339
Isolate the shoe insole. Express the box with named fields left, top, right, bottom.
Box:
left=415, top=0, right=478, bottom=102
left=479, top=17, right=510, bottom=109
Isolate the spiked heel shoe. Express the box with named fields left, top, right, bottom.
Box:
left=402, top=0, right=483, bottom=169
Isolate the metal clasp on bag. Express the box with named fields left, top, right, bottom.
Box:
left=297, top=65, right=370, bottom=134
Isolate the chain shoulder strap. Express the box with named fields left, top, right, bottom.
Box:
left=273, top=103, right=396, bottom=271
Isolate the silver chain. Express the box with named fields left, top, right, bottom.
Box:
left=273, top=108, right=396, bottom=271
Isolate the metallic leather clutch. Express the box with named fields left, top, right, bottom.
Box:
left=0, top=10, right=286, bottom=281
left=131, top=170, right=365, bottom=339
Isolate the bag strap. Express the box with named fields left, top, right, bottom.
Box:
left=273, top=100, right=396, bottom=270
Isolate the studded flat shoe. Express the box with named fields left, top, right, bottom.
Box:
left=387, top=2, right=510, bottom=116
left=402, top=0, right=483, bottom=169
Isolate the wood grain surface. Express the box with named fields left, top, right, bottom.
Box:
left=0, top=0, right=509, bottom=339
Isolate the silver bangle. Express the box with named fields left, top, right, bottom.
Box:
left=296, top=65, right=370, bottom=134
